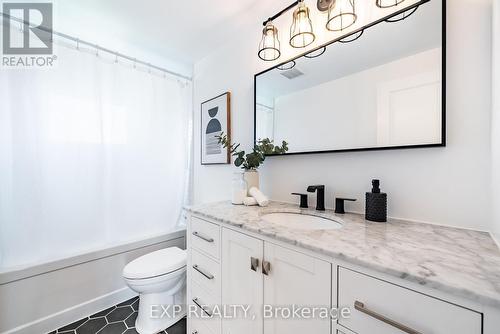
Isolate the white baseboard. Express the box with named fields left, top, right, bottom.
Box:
left=2, top=288, right=137, bottom=334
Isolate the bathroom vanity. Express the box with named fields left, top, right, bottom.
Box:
left=185, top=201, right=500, bottom=334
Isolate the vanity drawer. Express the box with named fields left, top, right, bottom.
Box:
left=337, top=330, right=351, bottom=334
left=190, top=279, right=221, bottom=334
left=191, top=249, right=221, bottom=297
left=190, top=317, right=218, bottom=334
left=338, top=267, right=482, bottom=334
left=191, top=217, right=220, bottom=260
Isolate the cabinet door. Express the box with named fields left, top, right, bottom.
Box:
left=263, top=242, right=331, bottom=334
left=221, top=228, right=263, bottom=334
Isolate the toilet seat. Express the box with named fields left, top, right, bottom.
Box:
left=123, top=247, right=186, bottom=280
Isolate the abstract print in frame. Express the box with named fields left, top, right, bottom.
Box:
left=201, top=92, right=231, bottom=164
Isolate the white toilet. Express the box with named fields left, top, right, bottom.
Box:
left=123, top=247, right=187, bottom=334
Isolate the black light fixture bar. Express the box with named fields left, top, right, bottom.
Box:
left=263, top=0, right=431, bottom=72
left=262, top=1, right=300, bottom=26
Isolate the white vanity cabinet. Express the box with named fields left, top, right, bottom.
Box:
left=338, top=268, right=482, bottom=334
left=262, top=241, right=331, bottom=334
left=221, top=228, right=264, bottom=334
left=187, top=213, right=496, bottom=334
left=221, top=228, right=331, bottom=334
left=188, top=215, right=331, bottom=334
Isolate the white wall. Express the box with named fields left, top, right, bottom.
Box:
left=492, top=0, right=500, bottom=241
left=193, top=0, right=493, bottom=230
left=52, top=0, right=193, bottom=77
left=272, top=49, right=441, bottom=152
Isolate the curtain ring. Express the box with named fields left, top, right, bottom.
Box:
left=115, top=52, right=119, bottom=63
left=133, top=58, right=137, bottom=69
left=95, top=45, right=99, bottom=57
left=148, top=63, right=151, bottom=74
left=76, top=38, right=80, bottom=50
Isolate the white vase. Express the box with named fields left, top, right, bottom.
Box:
left=232, top=172, right=247, bottom=205
left=244, top=170, right=260, bottom=193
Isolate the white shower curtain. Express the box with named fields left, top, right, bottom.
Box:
left=0, top=38, right=193, bottom=269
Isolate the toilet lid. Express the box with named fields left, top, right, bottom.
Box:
left=123, top=247, right=187, bottom=279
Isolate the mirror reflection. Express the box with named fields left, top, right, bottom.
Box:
left=255, top=0, right=444, bottom=154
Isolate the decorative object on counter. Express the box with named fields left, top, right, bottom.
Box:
left=291, top=192, right=308, bottom=208
left=201, top=92, right=231, bottom=165
left=231, top=172, right=248, bottom=205
left=249, top=187, right=270, bottom=207
left=244, top=169, right=260, bottom=192
left=217, top=133, right=288, bottom=170
left=243, top=197, right=258, bottom=206
left=365, top=179, right=387, bottom=222
left=335, top=197, right=357, bottom=214
left=217, top=132, right=288, bottom=193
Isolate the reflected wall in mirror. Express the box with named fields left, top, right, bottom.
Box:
left=255, top=0, right=445, bottom=155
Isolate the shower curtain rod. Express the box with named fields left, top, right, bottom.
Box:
left=1, top=12, right=192, bottom=81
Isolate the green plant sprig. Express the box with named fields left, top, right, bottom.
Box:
left=216, top=133, right=288, bottom=170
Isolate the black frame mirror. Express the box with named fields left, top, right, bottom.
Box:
left=254, top=0, right=446, bottom=156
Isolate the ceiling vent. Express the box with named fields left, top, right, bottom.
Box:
left=280, top=68, right=304, bottom=79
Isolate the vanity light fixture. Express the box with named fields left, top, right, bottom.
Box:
left=257, top=0, right=419, bottom=62
left=290, top=0, right=316, bottom=48
left=339, top=29, right=364, bottom=43
left=258, top=20, right=281, bottom=61
left=304, top=46, right=326, bottom=58
left=277, top=60, right=297, bottom=70
left=376, top=0, right=406, bottom=8
left=326, top=0, right=357, bottom=32
left=385, top=6, right=419, bottom=23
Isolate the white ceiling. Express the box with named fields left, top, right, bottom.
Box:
left=54, top=0, right=289, bottom=72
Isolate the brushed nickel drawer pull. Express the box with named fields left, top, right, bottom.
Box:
left=354, top=301, right=423, bottom=334
left=250, top=257, right=259, bottom=271
left=193, top=264, right=214, bottom=280
left=192, top=297, right=212, bottom=317
left=192, top=231, right=214, bottom=243
left=262, top=260, right=271, bottom=276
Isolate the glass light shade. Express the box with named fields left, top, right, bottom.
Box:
left=258, top=21, right=281, bottom=61
left=277, top=60, right=296, bottom=70
left=385, top=6, right=418, bottom=22
left=290, top=1, right=315, bottom=48
left=326, top=0, right=357, bottom=32
left=304, top=46, right=326, bottom=58
left=376, top=0, right=406, bottom=8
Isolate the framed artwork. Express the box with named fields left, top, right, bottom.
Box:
left=201, top=92, right=231, bottom=165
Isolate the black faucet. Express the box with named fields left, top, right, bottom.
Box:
left=307, top=185, right=325, bottom=211
left=291, top=193, right=308, bottom=208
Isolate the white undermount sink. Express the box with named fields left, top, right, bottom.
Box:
left=260, top=212, right=342, bottom=230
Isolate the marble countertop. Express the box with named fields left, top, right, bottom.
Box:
left=186, top=201, right=500, bottom=308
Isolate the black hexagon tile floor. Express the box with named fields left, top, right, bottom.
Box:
left=47, top=296, right=186, bottom=334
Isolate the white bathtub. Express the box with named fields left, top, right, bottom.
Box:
left=0, top=230, right=186, bottom=334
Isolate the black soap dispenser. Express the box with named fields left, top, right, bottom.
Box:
left=365, top=179, right=387, bottom=222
